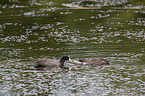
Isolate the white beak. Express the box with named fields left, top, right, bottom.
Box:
left=69, top=58, right=72, bottom=62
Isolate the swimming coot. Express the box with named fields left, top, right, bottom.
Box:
left=35, top=56, right=71, bottom=70
left=71, top=58, right=109, bottom=66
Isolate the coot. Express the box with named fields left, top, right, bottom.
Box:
left=71, top=58, right=109, bottom=66
left=35, top=56, right=71, bottom=70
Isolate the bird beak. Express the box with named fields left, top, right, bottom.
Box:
left=69, top=59, right=77, bottom=63
left=69, top=58, right=72, bottom=62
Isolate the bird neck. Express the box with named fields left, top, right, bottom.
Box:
left=59, top=59, right=65, bottom=68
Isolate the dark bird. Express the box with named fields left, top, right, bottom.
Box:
left=35, top=56, right=71, bottom=70
left=71, top=58, right=109, bottom=66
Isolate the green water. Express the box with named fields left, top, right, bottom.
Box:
left=0, top=0, right=145, bottom=95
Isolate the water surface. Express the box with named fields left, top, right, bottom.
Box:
left=0, top=0, right=145, bottom=95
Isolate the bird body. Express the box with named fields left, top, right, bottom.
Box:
left=35, top=59, right=60, bottom=68
left=35, top=56, right=70, bottom=70
left=71, top=58, right=109, bottom=66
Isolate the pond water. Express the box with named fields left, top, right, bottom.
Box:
left=0, top=0, right=145, bottom=95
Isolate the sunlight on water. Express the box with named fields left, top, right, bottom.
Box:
left=0, top=60, right=144, bottom=95
left=0, top=0, right=145, bottom=95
